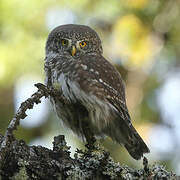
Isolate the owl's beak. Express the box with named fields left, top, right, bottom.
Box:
left=71, top=46, right=76, bottom=56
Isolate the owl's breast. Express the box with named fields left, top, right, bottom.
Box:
left=48, top=55, right=127, bottom=132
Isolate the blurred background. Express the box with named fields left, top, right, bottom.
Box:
left=0, top=0, right=180, bottom=173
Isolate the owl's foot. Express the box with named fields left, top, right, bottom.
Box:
left=81, top=122, right=97, bottom=150
left=85, top=136, right=96, bottom=150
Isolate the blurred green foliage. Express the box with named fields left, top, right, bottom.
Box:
left=0, top=0, right=180, bottom=173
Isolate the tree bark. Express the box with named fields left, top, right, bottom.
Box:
left=0, top=83, right=179, bottom=180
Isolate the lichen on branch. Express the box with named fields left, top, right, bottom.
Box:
left=0, top=83, right=179, bottom=179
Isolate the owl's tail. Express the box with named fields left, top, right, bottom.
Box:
left=105, top=115, right=150, bottom=160
left=123, top=125, right=150, bottom=160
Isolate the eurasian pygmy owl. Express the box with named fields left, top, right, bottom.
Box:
left=44, top=24, right=149, bottom=160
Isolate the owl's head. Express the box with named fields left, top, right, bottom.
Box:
left=45, top=24, right=103, bottom=58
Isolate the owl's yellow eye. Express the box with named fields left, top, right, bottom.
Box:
left=61, top=39, right=68, bottom=46
left=79, top=41, right=87, bottom=48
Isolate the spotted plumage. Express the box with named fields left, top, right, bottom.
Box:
left=44, top=24, right=150, bottom=160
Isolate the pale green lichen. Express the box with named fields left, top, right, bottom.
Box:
left=66, top=144, right=178, bottom=180
left=150, top=164, right=176, bottom=179
left=10, top=159, right=29, bottom=180
left=102, top=157, right=122, bottom=179
left=66, top=145, right=123, bottom=179
left=66, top=166, right=90, bottom=180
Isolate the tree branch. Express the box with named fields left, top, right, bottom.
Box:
left=0, top=83, right=63, bottom=168
left=0, top=83, right=179, bottom=179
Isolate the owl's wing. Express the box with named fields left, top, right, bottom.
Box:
left=73, top=55, right=149, bottom=160
left=76, top=54, right=130, bottom=117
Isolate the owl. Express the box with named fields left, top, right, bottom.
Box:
left=44, top=24, right=149, bottom=160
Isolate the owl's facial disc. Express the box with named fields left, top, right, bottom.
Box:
left=45, top=24, right=103, bottom=57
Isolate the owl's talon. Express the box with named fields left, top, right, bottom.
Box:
left=85, top=136, right=96, bottom=151
left=85, top=143, right=95, bottom=151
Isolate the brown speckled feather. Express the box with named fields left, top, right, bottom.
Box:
left=44, top=24, right=150, bottom=160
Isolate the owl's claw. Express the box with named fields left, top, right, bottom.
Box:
left=85, top=135, right=96, bottom=150
left=82, top=124, right=96, bottom=150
